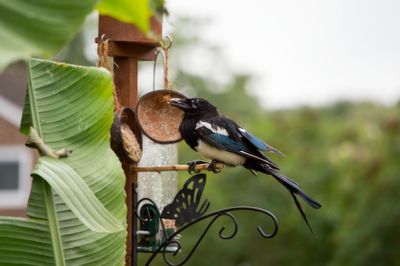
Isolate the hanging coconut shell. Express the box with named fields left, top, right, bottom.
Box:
left=110, top=107, right=142, bottom=164
left=136, top=90, right=186, bottom=143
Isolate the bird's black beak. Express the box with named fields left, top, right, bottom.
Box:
left=169, top=98, right=190, bottom=110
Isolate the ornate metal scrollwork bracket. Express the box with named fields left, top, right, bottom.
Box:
left=135, top=174, right=279, bottom=266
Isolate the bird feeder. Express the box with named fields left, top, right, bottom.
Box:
left=136, top=89, right=187, bottom=244
left=110, top=107, right=142, bottom=165
left=135, top=89, right=181, bottom=253
left=136, top=90, right=186, bottom=144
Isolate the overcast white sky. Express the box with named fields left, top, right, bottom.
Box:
left=167, top=0, right=400, bottom=109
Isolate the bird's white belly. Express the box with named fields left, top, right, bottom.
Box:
left=195, top=140, right=246, bottom=166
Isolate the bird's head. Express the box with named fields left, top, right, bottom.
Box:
left=169, top=97, right=218, bottom=117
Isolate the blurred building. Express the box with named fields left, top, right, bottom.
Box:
left=0, top=62, right=34, bottom=217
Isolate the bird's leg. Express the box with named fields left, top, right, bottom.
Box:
left=207, top=160, right=222, bottom=173
left=187, top=160, right=208, bottom=174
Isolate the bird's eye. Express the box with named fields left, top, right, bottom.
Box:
left=191, top=99, right=200, bottom=108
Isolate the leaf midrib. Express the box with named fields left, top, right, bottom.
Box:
left=42, top=180, right=65, bottom=266
left=28, top=60, right=65, bottom=266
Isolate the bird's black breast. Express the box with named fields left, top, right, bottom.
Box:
left=179, top=118, right=199, bottom=150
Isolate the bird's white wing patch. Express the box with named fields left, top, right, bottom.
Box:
left=195, top=121, right=229, bottom=136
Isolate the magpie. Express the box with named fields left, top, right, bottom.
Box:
left=169, top=97, right=321, bottom=231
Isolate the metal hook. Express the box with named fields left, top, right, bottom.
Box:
left=100, top=33, right=108, bottom=42
left=159, top=35, right=173, bottom=49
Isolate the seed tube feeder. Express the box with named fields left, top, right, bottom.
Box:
left=135, top=89, right=182, bottom=253
left=135, top=89, right=185, bottom=236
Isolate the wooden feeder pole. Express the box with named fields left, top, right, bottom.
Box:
left=98, top=15, right=162, bottom=266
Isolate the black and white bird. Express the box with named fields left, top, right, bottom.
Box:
left=169, top=97, right=321, bottom=231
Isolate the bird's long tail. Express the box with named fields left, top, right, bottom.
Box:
left=261, top=165, right=321, bottom=232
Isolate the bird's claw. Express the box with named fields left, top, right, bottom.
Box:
left=187, top=160, right=208, bottom=174
left=207, top=160, right=222, bottom=173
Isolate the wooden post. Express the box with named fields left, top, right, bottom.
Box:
left=98, top=15, right=162, bottom=266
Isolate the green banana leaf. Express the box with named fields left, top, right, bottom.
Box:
left=97, top=0, right=152, bottom=33
left=0, top=0, right=98, bottom=71
left=0, top=58, right=127, bottom=266
left=0, top=0, right=153, bottom=71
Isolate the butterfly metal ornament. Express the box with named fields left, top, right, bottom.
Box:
left=161, top=174, right=210, bottom=227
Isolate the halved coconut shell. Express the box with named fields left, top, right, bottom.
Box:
left=136, top=90, right=186, bottom=143
left=111, top=107, right=142, bottom=164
